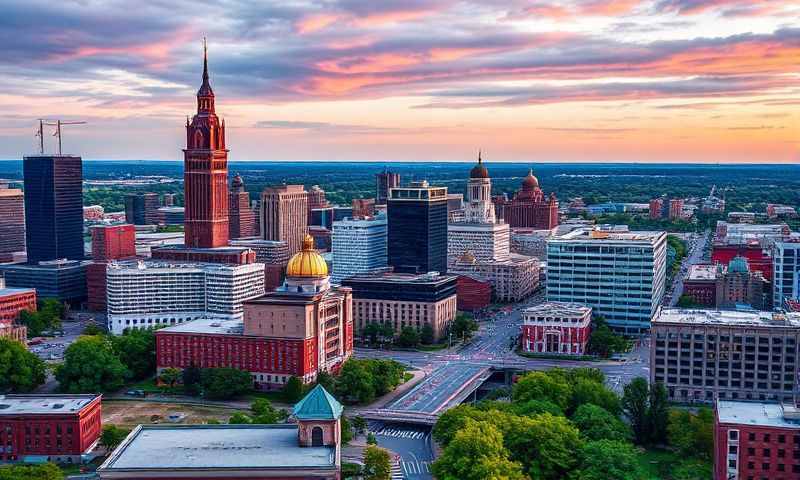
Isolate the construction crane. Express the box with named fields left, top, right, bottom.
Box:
left=36, top=119, right=87, bottom=155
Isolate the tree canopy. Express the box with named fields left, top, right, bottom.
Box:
left=0, top=338, right=46, bottom=393
left=56, top=335, right=129, bottom=393
left=432, top=420, right=527, bottom=480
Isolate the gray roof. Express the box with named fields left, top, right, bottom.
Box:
left=157, top=317, right=244, bottom=335
left=717, top=401, right=800, bottom=429
left=0, top=394, right=99, bottom=415
left=99, top=425, right=335, bottom=471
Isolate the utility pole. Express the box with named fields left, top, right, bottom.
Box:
left=35, top=119, right=45, bottom=154
left=43, top=119, right=87, bottom=155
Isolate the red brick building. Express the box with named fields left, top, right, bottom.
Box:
left=494, top=170, right=558, bottom=230
left=0, top=288, right=36, bottom=342
left=683, top=264, right=721, bottom=307
left=714, top=400, right=800, bottom=480
left=521, top=302, right=591, bottom=355
left=151, top=245, right=256, bottom=265
left=183, top=41, right=229, bottom=249
left=87, top=225, right=137, bottom=312
left=0, top=394, right=102, bottom=463
left=156, top=236, right=353, bottom=389
left=649, top=199, right=663, bottom=220
left=456, top=275, right=492, bottom=312
left=229, top=174, right=256, bottom=239
left=351, top=198, right=375, bottom=219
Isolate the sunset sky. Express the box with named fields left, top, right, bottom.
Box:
left=1, top=0, right=798, bottom=163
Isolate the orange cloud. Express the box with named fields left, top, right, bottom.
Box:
left=296, top=14, right=341, bottom=34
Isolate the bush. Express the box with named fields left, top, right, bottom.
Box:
left=201, top=367, right=252, bottom=399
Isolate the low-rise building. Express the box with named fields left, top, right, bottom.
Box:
left=106, top=260, right=265, bottom=334
left=651, top=308, right=800, bottom=404
left=449, top=252, right=540, bottom=302
left=683, top=264, right=722, bottom=307
left=0, top=288, right=36, bottom=342
left=714, top=400, right=800, bottom=480
left=97, top=386, right=342, bottom=479
left=521, top=302, right=592, bottom=355
left=342, top=271, right=457, bottom=342
left=0, top=394, right=102, bottom=464
left=0, top=260, right=89, bottom=303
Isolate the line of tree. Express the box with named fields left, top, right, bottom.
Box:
left=585, top=316, right=627, bottom=358
left=0, top=338, right=47, bottom=393
left=361, top=312, right=477, bottom=349
left=19, top=299, right=64, bottom=337
left=0, top=463, right=62, bottom=480
left=431, top=369, right=712, bottom=480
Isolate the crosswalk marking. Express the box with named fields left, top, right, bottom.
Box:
left=391, top=462, right=404, bottom=479
left=374, top=427, right=426, bottom=439
left=402, top=460, right=431, bottom=475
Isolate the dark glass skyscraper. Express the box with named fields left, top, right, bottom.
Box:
left=23, top=155, right=84, bottom=263
left=387, top=181, right=448, bottom=274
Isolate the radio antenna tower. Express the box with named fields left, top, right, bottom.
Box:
left=42, top=119, right=87, bottom=155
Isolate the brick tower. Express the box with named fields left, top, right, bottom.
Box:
left=184, top=39, right=229, bottom=248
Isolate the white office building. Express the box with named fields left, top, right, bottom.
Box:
left=774, top=241, right=800, bottom=309
left=106, top=260, right=265, bottom=334
left=546, top=225, right=667, bottom=334
left=331, top=216, right=388, bottom=283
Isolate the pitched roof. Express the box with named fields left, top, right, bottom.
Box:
left=293, top=385, right=343, bottom=421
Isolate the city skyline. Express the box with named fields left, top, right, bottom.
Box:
left=0, top=1, right=798, bottom=163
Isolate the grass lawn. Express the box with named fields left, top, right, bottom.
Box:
left=637, top=448, right=711, bottom=480
left=245, top=390, right=292, bottom=405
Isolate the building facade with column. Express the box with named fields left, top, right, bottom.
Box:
left=155, top=236, right=352, bottom=389
left=331, top=216, right=388, bottom=283
left=260, top=185, right=308, bottom=255
left=0, top=394, right=102, bottom=464
left=521, top=302, right=592, bottom=355
left=546, top=225, right=667, bottom=334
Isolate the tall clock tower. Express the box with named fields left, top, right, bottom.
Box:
left=183, top=40, right=229, bottom=248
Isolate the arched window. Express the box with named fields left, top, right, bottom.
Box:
left=311, top=426, right=324, bottom=447
left=193, top=130, right=204, bottom=148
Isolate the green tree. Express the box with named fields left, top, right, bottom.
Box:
left=353, top=415, right=368, bottom=435
left=159, top=367, right=181, bottom=389
left=201, top=367, right=252, bottom=399
left=82, top=323, right=105, bottom=336
left=433, top=405, right=481, bottom=446
left=182, top=364, right=202, bottom=396
left=251, top=398, right=285, bottom=423
left=283, top=376, right=305, bottom=403
left=56, top=336, right=129, bottom=393
left=513, top=399, right=563, bottom=418
left=420, top=324, right=435, bottom=344
left=574, top=440, right=644, bottom=480
left=110, top=328, right=156, bottom=380
left=451, top=313, right=478, bottom=342
left=315, top=371, right=336, bottom=392
left=622, top=378, right=650, bottom=445
left=229, top=412, right=253, bottom=424
left=100, top=425, right=131, bottom=451
left=0, top=338, right=46, bottom=393
left=397, top=326, right=420, bottom=347
left=368, top=359, right=405, bottom=396
left=366, top=432, right=377, bottom=445
left=431, top=420, right=526, bottom=480
left=363, top=445, right=392, bottom=480
left=0, top=463, right=62, bottom=480
left=341, top=415, right=353, bottom=444
left=668, top=407, right=714, bottom=459
left=586, top=325, right=626, bottom=358
left=571, top=404, right=630, bottom=442
left=18, top=300, right=63, bottom=338
left=676, top=294, right=699, bottom=308
left=648, top=382, right=670, bottom=445
left=336, top=360, right=376, bottom=404
left=512, top=371, right=572, bottom=411
left=570, top=378, right=621, bottom=415
left=505, top=413, right=581, bottom=480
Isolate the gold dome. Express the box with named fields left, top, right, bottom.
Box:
left=286, top=235, right=328, bottom=278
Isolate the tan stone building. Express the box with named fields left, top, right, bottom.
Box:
left=260, top=185, right=308, bottom=255
left=342, top=272, right=457, bottom=341
left=449, top=251, right=540, bottom=302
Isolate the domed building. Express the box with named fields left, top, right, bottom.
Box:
left=494, top=168, right=559, bottom=229
left=155, top=234, right=353, bottom=391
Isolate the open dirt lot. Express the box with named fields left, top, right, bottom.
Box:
left=102, top=401, right=248, bottom=429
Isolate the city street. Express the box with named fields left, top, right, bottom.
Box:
left=666, top=229, right=711, bottom=306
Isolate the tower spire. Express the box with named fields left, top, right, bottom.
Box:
left=202, top=37, right=209, bottom=85
left=478, top=149, right=482, bottom=164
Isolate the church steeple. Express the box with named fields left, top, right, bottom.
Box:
left=197, top=37, right=215, bottom=113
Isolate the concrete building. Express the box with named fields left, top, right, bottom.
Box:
left=714, top=400, right=800, bottom=480
left=87, top=224, right=138, bottom=312
left=449, top=251, right=540, bottom=303
left=106, top=260, right=265, bottom=334
left=155, top=236, right=352, bottom=389
left=229, top=239, right=290, bottom=291
left=331, top=216, right=387, bottom=283
left=97, top=386, right=343, bottom=479
left=387, top=181, right=448, bottom=274
left=0, top=288, right=36, bottom=343
left=510, top=228, right=554, bottom=259
left=773, top=240, right=800, bottom=309
left=342, top=271, right=457, bottom=342
left=156, top=207, right=184, bottom=225
left=0, top=260, right=88, bottom=303
left=546, top=225, right=667, bottom=334
left=0, top=188, right=25, bottom=262
left=521, top=302, right=592, bottom=355
left=651, top=308, right=800, bottom=404
left=0, top=394, right=102, bottom=464
left=351, top=198, right=375, bottom=219
left=260, top=185, right=308, bottom=255
left=375, top=168, right=399, bottom=206
left=23, top=155, right=84, bottom=263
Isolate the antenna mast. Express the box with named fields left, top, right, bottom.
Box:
left=43, top=119, right=87, bottom=155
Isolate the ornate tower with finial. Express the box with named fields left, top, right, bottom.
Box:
left=184, top=38, right=229, bottom=248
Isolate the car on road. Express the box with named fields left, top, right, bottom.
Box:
left=126, top=389, right=146, bottom=397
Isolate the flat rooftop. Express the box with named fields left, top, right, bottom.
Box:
left=717, top=401, right=800, bottom=429
left=0, top=394, right=99, bottom=415
left=150, top=245, right=254, bottom=254
left=656, top=308, right=800, bottom=328
left=343, top=271, right=456, bottom=284
left=99, top=425, right=335, bottom=471
left=523, top=302, right=592, bottom=317
left=0, top=287, right=36, bottom=297
left=687, top=264, right=720, bottom=281
left=158, top=317, right=244, bottom=335
left=551, top=226, right=664, bottom=243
